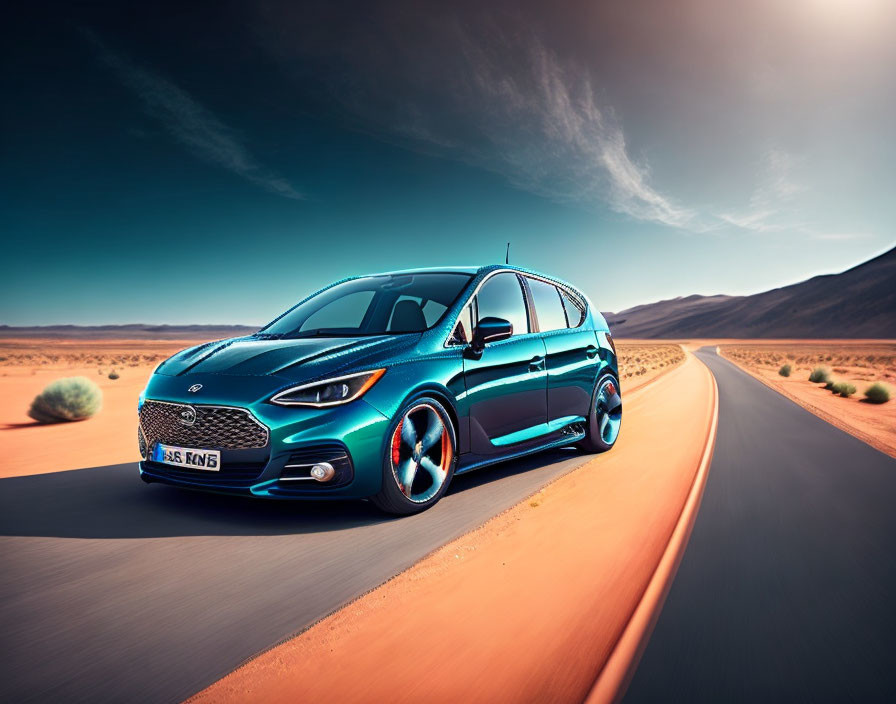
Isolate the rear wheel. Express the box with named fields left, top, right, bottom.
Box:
left=578, top=373, right=622, bottom=453
left=370, top=397, right=457, bottom=515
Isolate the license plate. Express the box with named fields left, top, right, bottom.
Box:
left=152, top=443, right=220, bottom=471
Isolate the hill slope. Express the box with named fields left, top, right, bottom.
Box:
left=605, top=246, right=896, bottom=338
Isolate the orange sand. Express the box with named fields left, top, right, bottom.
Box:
left=616, top=341, right=685, bottom=392
left=0, top=339, right=195, bottom=477
left=191, top=352, right=717, bottom=704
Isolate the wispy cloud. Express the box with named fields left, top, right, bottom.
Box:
left=85, top=30, right=303, bottom=200
left=257, top=11, right=692, bottom=228
left=718, top=149, right=805, bottom=232
left=450, top=38, right=695, bottom=227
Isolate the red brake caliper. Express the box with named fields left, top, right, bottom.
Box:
left=391, top=420, right=403, bottom=467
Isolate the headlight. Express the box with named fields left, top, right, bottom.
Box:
left=270, top=369, right=386, bottom=407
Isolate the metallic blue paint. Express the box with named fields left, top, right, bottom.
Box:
left=137, top=265, right=619, bottom=504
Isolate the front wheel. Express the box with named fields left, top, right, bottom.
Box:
left=370, top=396, right=457, bottom=515
left=578, top=373, right=622, bottom=453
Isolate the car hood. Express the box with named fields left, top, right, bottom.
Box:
left=156, top=334, right=421, bottom=382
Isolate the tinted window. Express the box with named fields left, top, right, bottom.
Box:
left=527, top=278, right=568, bottom=332
left=476, top=273, right=528, bottom=336
left=560, top=288, right=585, bottom=327
left=260, top=272, right=472, bottom=338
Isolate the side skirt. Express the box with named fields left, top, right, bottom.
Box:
left=455, top=428, right=586, bottom=476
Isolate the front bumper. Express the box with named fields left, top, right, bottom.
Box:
left=138, top=396, right=390, bottom=499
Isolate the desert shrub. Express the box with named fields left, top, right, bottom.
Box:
left=830, top=382, right=856, bottom=397
left=108, top=370, right=120, bottom=380
left=808, top=366, right=831, bottom=383
left=864, top=382, right=891, bottom=404
left=28, top=377, right=102, bottom=423
left=778, top=364, right=792, bottom=377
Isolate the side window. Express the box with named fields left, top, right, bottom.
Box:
left=527, top=278, right=568, bottom=332
left=475, top=273, right=528, bottom=336
left=449, top=301, right=475, bottom=344
left=559, top=288, right=586, bottom=328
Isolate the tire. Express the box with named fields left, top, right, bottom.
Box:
left=577, top=372, right=622, bottom=453
left=370, top=396, right=458, bottom=515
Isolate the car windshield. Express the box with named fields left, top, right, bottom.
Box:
left=258, top=272, right=473, bottom=338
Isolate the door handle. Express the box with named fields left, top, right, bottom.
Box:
left=585, top=345, right=599, bottom=359
left=529, top=355, right=546, bottom=372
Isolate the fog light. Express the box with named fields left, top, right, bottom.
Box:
left=310, top=462, right=336, bottom=482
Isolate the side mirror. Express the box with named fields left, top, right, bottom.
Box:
left=469, top=317, right=513, bottom=355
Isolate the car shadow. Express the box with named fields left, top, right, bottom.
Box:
left=0, top=447, right=583, bottom=540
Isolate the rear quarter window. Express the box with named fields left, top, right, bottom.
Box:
left=559, top=288, right=586, bottom=328
left=527, top=278, right=568, bottom=332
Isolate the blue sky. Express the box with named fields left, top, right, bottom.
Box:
left=2, top=0, right=894, bottom=325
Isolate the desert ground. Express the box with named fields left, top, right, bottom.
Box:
left=0, top=339, right=188, bottom=477
left=615, top=342, right=685, bottom=391
left=0, top=338, right=685, bottom=478
left=718, top=341, right=895, bottom=458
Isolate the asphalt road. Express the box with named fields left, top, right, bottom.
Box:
left=625, top=347, right=896, bottom=703
left=0, top=446, right=592, bottom=703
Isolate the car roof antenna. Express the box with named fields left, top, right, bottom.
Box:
left=505, top=242, right=510, bottom=265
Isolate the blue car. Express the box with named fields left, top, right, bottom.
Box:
left=138, top=266, right=621, bottom=514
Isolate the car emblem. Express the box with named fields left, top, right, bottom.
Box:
left=179, top=406, right=197, bottom=426
left=188, top=384, right=203, bottom=393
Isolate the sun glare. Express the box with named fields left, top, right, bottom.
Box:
left=801, top=0, right=890, bottom=27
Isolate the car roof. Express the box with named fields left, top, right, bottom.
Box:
left=374, top=264, right=579, bottom=290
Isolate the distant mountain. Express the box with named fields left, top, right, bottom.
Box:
left=604, top=246, right=896, bottom=338
left=0, top=324, right=259, bottom=339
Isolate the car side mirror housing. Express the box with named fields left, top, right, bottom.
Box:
left=469, top=317, right=513, bottom=356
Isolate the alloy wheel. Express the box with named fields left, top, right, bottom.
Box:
left=389, top=403, right=453, bottom=503
left=595, top=377, right=622, bottom=445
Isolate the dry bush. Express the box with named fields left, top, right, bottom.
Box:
left=28, top=377, right=103, bottom=423
left=616, top=343, right=685, bottom=382
left=864, top=382, right=891, bottom=404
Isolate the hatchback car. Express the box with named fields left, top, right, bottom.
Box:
left=138, top=266, right=621, bottom=514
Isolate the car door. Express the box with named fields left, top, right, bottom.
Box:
left=524, top=276, right=598, bottom=424
left=462, top=272, right=548, bottom=454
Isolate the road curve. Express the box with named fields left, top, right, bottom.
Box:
left=0, top=443, right=595, bottom=703
left=624, top=347, right=896, bottom=702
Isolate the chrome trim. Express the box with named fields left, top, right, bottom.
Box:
left=284, top=456, right=348, bottom=469
left=443, top=268, right=588, bottom=348
left=139, top=399, right=270, bottom=446
left=270, top=369, right=385, bottom=408
left=281, top=459, right=344, bottom=481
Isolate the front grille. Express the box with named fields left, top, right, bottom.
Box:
left=139, top=400, right=269, bottom=450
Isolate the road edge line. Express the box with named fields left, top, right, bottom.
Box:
left=586, top=353, right=719, bottom=704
